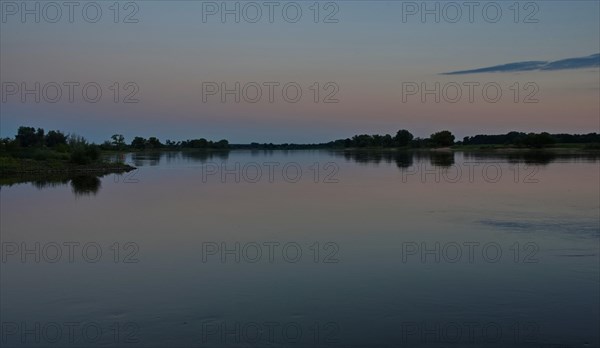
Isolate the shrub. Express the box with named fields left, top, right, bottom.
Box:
left=70, top=144, right=101, bottom=164
left=85, top=145, right=100, bottom=161
left=70, top=148, right=91, bottom=164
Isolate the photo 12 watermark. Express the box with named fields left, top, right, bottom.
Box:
left=399, top=1, right=540, bottom=24
left=197, top=161, right=340, bottom=184
left=202, top=81, right=339, bottom=104
left=1, top=241, right=140, bottom=263
left=1, top=81, right=140, bottom=104
left=201, top=241, right=340, bottom=263
left=401, top=81, right=539, bottom=104
left=401, top=241, right=540, bottom=264
left=399, top=321, right=540, bottom=345
left=200, top=1, right=340, bottom=24
left=0, top=321, right=140, bottom=346
left=113, top=166, right=140, bottom=184
left=401, top=161, right=540, bottom=184
left=200, top=320, right=340, bottom=345
left=1, top=1, right=140, bottom=24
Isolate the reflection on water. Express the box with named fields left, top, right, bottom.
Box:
left=337, top=150, right=414, bottom=168
left=1, top=150, right=599, bottom=347
left=333, top=149, right=600, bottom=168
left=479, top=218, right=600, bottom=239
left=463, top=150, right=600, bottom=165
left=3, top=150, right=600, bottom=197
left=1, top=173, right=104, bottom=197
left=122, top=150, right=230, bottom=167
left=180, top=150, right=229, bottom=162
left=421, top=151, right=455, bottom=167
left=70, top=175, right=101, bottom=196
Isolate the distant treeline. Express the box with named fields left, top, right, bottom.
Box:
left=3, top=127, right=600, bottom=156
left=0, top=128, right=231, bottom=155
left=233, top=130, right=599, bottom=149
left=232, top=130, right=454, bottom=149
left=462, top=132, right=600, bottom=146
left=123, top=136, right=229, bottom=150
left=276, top=130, right=599, bottom=149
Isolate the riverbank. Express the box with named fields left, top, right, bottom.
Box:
left=325, top=144, right=600, bottom=154
left=0, top=157, right=136, bottom=176
left=450, top=143, right=600, bottom=152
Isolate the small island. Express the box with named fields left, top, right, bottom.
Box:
left=0, top=127, right=135, bottom=180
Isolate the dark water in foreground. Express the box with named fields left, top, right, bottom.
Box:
left=1, top=150, right=599, bottom=347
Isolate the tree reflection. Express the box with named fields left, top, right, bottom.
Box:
left=334, top=150, right=415, bottom=168
left=463, top=151, right=600, bottom=166
left=428, top=153, right=455, bottom=168
left=181, top=150, right=230, bottom=162
left=131, top=152, right=162, bottom=166
left=1, top=173, right=103, bottom=197
left=70, top=175, right=101, bottom=196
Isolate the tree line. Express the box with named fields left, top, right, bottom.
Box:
left=231, top=130, right=456, bottom=149
left=103, top=134, right=229, bottom=150
left=3, top=127, right=599, bottom=160
left=0, top=126, right=100, bottom=164
left=0, top=127, right=232, bottom=165
left=462, top=131, right=600, bottom=147
left=325, top=130, right=455, bottom=148
left=325, top=130, right=599, bottom=149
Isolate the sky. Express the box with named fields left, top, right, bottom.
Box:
left=1, top=0, right=599, bottom=143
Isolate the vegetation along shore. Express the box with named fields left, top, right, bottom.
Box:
left=1, top=126, right=599, bottom=177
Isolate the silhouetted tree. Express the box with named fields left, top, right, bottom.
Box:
left=68, top=134, right=88, bottom=147
left=382, top=134, right=394, bottom=147
left=522, top=132, right=555, bottom=148
left=111, top=134, right=126, bottom=149
left=430, top=131, right=455, bottom=147
left=147, top=137, right=163, bottom=148
left=131, top=137, right=147, bottom=149
left=214, top=139, right=229, bottom=149
left=45, top=130, right=67, bottom=147
left=395, top=129, right=414, bottom=147
left=16, top=126, right=44, bottom=147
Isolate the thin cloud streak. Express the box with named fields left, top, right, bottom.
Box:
left=442, top=53, right=600, bottom=75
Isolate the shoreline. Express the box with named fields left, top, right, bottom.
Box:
left=326, top=146, right=600, bottom=154
left=2, top=145, right=598, bottom=177
left=0, top=158, right=136, bottom=176
left=101, top=144, right=600, bottom=153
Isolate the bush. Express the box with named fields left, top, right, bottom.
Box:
left=70, top=145, right=100, bottom=164
left=70, top=148, right=91, bottom=164
left=85, top=146, right=100, bottom=161
left=33, top=150, right=51, bottom=161
left=54, top=143, right=70, bottom=153
left=430, top=131, right=455, bottom=147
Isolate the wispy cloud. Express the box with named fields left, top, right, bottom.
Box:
left=442, top=53, right=600, bottom=75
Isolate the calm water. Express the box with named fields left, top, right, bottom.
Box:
left=1, top=150, right=599, bottom=347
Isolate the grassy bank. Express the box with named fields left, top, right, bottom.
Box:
left=449, top=143, right=600, bottom=152
left=326, top=143, right=600, bottom=153
left=0, top=156, right=135, bottom=176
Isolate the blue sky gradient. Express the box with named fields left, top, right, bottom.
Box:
left=1, top=1, right=599, bottom=143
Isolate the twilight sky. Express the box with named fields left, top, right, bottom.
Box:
left=1, top=1, right=599, bottom=143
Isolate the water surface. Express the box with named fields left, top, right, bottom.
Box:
left=1, top=150, right=599, bottom=347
